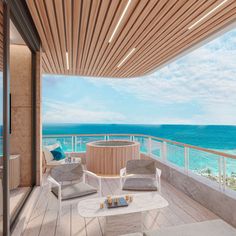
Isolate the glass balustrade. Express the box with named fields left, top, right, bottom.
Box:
left=42, top=134, right=236, bottom=193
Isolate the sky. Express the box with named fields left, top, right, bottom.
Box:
left=41, top=27, right=236, bottom=125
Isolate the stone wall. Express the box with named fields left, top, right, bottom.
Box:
left=140, top=153, right=236, bottom=227
left=35, top=50, right=42, bottom=186
left=10, top=44, right=32, bottom=186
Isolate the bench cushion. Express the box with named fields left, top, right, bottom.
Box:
left=123, top=177, right=157, bottom=191
left=43, top=143, right=60, bottom=163
left=47, top=159, right=66, bottom=167
left=50, top=146, right=66, bottom=161
left=144, top=220, right=236, bottom=236
left=52, top=182, right=97, bottom=200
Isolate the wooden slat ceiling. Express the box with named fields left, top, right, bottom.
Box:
left=26, top=0, right=236, bottom=78
left=0, top=3, right=3, bottom=72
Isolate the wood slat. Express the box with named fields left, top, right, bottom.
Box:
left=83, top=0, right=109, bottom=74
left=72, top=0, right=82, bottom=74
left=35, top=0, right=62, bottom=74
left=64, top=0, right=73, bottom=75
left=27, top=0, right=57, bottom=74
left=90, top=0, right=139, bottom=75
left=86, top=0, right=120, bottom=75
left=80, top=0, right=101, bottom=73
left=126, top=1, right=236, bottom=77
left=26, top=0, right=236, bottom=77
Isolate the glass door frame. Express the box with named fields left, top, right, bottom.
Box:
left=2, top=1, right=41, bottom=235
left=2, top=1, right=10, bottom=235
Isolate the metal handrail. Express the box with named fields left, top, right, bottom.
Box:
left=42, top=133, right=236, bottom=160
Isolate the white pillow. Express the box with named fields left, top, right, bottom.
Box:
left=43, top=143, right=60, bottom=163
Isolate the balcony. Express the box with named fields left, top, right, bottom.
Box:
left=11, top=133, right=236, bottom=236
left=18, top=171, right=219, bottom=236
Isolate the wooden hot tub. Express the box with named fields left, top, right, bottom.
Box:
left=86, top=140, right=140, bottom=175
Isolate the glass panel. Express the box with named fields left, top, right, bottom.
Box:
left=9, top=20, right=32, bottom=222
left=76, top=136, right=104, bottom=152
left=151, top=139, right=162, bottom=158
left=0, top=70, right=2, bottom=236
left=226, top=158, right=236, bottom=191
left=189, top=149, right=219, bottom=184
left=0, top=137, right=2, bottom=157
left=108, top=135, right=130, bottom=140
left=0, top=2, right=3, bottom=234
left=134, top=136, right=148, bottom=153
left=166, top=143, right=185, bottom=168
left=43, top=136, right=73, bottom=152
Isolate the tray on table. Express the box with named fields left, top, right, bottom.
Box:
left=105, top=197, right=129, bottom=209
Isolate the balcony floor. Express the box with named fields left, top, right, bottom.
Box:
left=17, top=175, right=219, bottom=236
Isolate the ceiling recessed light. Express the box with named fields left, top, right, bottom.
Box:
left=109, top=0, right=132, bottom=43
left=117, top=48, right=136, bottom=68
left=66, top=52, right=69, bottom=70
left=188, top=0, right=228, bottom=30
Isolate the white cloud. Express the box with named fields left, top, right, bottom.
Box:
left=42, top=29, right=236, bottom=125
left=43, top=99, right=126, bottom=123
left=86, top=30, right=236, bottom=124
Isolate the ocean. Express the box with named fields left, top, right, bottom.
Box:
left=1, top=123, right=236, bottom=185
left=43, top=123, right=236, bottom=151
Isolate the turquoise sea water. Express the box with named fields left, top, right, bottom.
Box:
left=42, top=124, right=236, bottom=180
left=43, top=124, right=236, bottom=151
left=1, top=124, right=235, bottom=179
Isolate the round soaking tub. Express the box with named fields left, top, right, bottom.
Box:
left=86, top=140, right=140, bottom=175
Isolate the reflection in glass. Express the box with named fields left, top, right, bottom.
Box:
left=0, top=1, right=3, bottom=234
left=9, top=20, right=32, bottom=222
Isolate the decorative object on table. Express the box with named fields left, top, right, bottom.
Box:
left=105, top=197, right=128, bottom=208
left=100, top=202, right=104, bottom=209
left=129, top=195, right=133, bottom=202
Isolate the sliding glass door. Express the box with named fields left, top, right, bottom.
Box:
left=0, top=1, right=41, bottom=235
left=9, top=19, right=33, bottom=225
left=1, top=1, right=9, bottom=235
left=0, top=0, right=3, bottom=232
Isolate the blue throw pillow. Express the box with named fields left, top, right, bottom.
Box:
left=50, top=146, right=66, bottom=161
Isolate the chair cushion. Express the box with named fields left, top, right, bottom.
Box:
left=123, top=177, right=157, bottom=191
left=50, top=163, right=83, bottom=182
left=126, top=160, right=156, bottom=175
left=52, top=182, right=97, bottom=201
left=144, top=220, right=236, bottom=236
left=50, top=146, right=66, bottom=160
